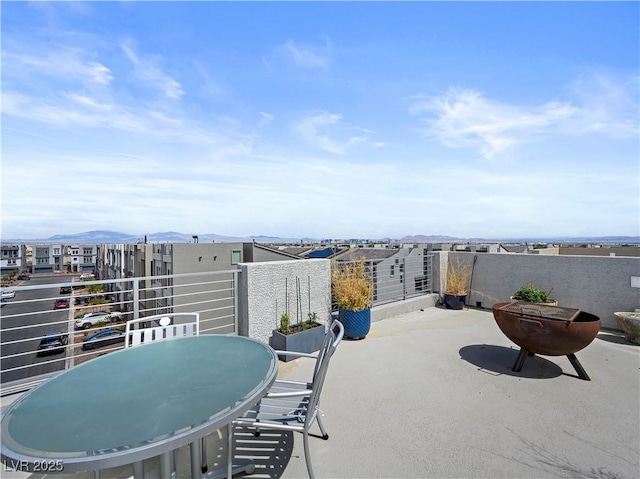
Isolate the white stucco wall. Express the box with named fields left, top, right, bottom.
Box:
left=238, top=259, right=332, bottom=344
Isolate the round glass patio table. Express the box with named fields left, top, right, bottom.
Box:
left=1, top=335, right=278, bottom=476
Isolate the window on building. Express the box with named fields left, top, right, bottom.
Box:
left=390, top=265, right=395, bottom=276
left=231, top=250, right=241, bottom=264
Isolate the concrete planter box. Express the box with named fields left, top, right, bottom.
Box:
left=271, top=323, right=325, bottom=362
left=613, top=312, right=640, bottom=345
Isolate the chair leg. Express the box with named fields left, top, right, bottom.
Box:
left=189, top=440, right=203, bottom=479
left=315, top=411, right=329, bottom=440
left=159, top=451, right=174, bottom=479
left=133, top=461, right=144, bottom=479
left=227, top=424, right=234, bottom=479
left=303, top=430, right=315, bottom=479
left=201, top=437, right=208, bottom=473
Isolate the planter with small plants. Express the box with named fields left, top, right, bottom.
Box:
left=271, top=277, right=325, bottom=362
left=510, top=283, right=557, bottom=306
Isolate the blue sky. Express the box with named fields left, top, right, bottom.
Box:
left=2, top=1, right=638, bottom=240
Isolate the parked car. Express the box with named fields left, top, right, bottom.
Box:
left=82, top=328, right=126, bottom=350
left=37, top=333, right=69, bottom=356
left=80, top=273, right=95, bottom=280
left=74, top=311, right=122, bottom=330
left=59, top=286, right=72, bottom=294
left=17, top=274, right=30, bottom=280
left=54, top=298, right=70, bottom=309
left=1, top=289, right=16, bottom=299
left=75, top=295, right=90, bottom=305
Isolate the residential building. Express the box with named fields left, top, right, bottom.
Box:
left=31, top=244, right=65, bottom=274
left=0, top=244, right=25, bottom=275
left=95, top=242, right=300, bottom=321
left=67, top=244, right=97, bottom=272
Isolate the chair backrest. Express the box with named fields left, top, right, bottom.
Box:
left=306, top=319, right=344, bottom=425
left=125, top=312, right=200, bottom=348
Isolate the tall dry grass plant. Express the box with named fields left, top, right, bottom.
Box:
left=444, top=257, right=472, bottom=296
left=331, top=258, right=374, bottom=312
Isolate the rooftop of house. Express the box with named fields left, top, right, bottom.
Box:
left=335, top=248, right=399, bottom=261
left=5, top=306, right=638, bottom=479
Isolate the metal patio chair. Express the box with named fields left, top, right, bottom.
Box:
left=230, top=319, right=344, bottom=479
left=124, top=312, right=200, bottom=348
left=124, top=313, right=208, bottom=475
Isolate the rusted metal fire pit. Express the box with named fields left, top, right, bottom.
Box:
left=492, top=301, right=600, bottom=380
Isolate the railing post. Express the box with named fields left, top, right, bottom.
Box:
left=427, top=254, right=433, bottom=293
left=133, top=279, right=140, bottom=320
left=66, top=293, right=76, bottom=370
left=402, top=257, right=407, bottom=300
left=233, top=270, right=239, bottom=335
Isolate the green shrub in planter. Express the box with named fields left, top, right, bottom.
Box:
left=272, top=312, right=325, bottom=362
left=512, top=283, right=555, bottom=304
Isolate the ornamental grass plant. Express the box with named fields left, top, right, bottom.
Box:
left=444, top=257, right=472, bottom=296
left=331, top=258, right=373, bottom=312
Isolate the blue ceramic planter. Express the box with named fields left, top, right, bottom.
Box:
left=338, top=308, right=371, bottom=340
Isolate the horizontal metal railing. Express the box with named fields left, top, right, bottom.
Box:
left=0, top=270, right=238, bottom=395
left=333, top=254, right=433, bottom=308
left=373, top=254, right=433, bottom=305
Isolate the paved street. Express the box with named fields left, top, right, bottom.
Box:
left=1, top=274, right=78, bottom=384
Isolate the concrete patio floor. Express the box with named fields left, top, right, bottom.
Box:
left=4, top=306, right=639, bottom=479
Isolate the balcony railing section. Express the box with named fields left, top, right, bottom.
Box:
left=1, top=270, right=238, bottom=396
left=333, top=254, right=433, bottom=308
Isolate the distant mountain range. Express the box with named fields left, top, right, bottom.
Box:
left=1, top=230, right=639, bottom=245
left=2, top=230, right=303, bottom=244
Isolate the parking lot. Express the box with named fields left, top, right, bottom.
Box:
left=1, top=274, right=126, bottom=384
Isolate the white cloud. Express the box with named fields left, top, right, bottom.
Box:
left=409, top=88, right=574, bottom=159
left=193, top=61, right=229, bottom=101
left=565, top=72, right=640, bottom=138
left=3, top=49, right=113, bottom=86
left=294, top=111, right=345, bottom=154
left=121, top=41, right=184, bottom=99
left=282, top=39, right=330, bottom=69
left=410, top=74, right=639, bottom=160
left=64, top=92, right=113, bottom=111
left=259, top=112, right=275, bottom=127
left=294, top=111, right=373, bottom=155
left=265, top=38, right=332, bottom=70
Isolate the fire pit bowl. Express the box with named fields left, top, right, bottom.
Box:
left=492, top=301, right=600, bottom=380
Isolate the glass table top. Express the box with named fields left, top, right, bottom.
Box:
left=1, top=335, right=277, bottom=469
